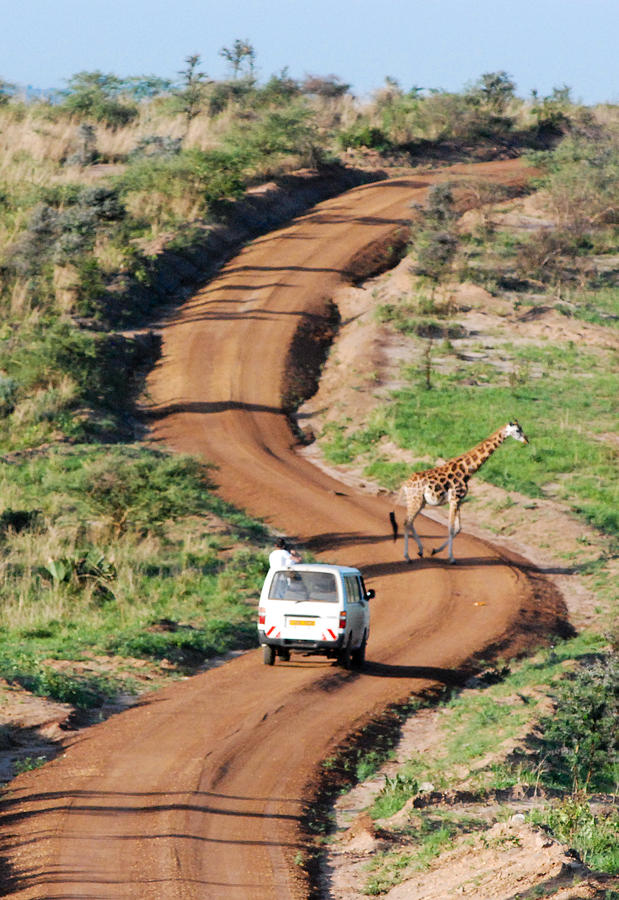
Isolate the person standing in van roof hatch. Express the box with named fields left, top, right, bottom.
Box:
left=269, top=537, right=301, bottom=569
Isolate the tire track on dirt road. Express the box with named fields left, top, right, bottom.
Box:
left=0, top=160, right=567, bottom=899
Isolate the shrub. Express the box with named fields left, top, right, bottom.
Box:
left=337, top=121, right=391, bottom=151
left=539, top=654, right=618, bottom=793
left=0, top=376, right=18, bottom=416
left=60, top=71, right=138, bottom=128
left=128, top=135, right=183, bottom=160
left=118, top=146, right=247, bottom=215
left=531, top=797, right=619, bottom=874
left=533, top=132, right=619, bottom=236
left=301, top=74, right=350, bottom=98
left=76, top=449, right=214, bottom=536
left=224, top=104, right=317, bottom=164
left=8, top=185, right=125, bottom=280
left=466, top=71, right=516, bottom=115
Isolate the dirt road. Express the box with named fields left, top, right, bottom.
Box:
left=0, top=160, right=566, bottom=899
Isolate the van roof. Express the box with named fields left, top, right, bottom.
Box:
left=272, top=563, right=361, bottom=575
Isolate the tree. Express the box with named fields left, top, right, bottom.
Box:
left=176, top=54, right=210, bottom=124
left=260, top=68, right=300, bottom=103
left=0, top=78, right=16, bottom=104
left=301, top=74, right=350, bottom=98
left=469, top=71, right=516, bottom=114
left=61, top=71, right=137, bottom=127
left=219, top=39, right=256, bottom=80
left=530, top=85, right=573, bottom=133
left=125, top=75, right=173, bottom=100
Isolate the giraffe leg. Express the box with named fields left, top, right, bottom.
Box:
left=431, top=504, right=461, bottom=563
left=403, top=502, right=425, bottom=561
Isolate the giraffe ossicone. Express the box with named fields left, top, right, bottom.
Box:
left=390, top=421, right=528, bottom=564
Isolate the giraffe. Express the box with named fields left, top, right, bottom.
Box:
left=390, top=421, right=528, bottom=564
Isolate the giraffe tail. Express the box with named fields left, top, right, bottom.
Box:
left=389, top=511, right=398, bottom=541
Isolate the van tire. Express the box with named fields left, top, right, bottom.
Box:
left=263, top=645, right=276, bottom=666
left=338, top=642, right=352, bottom=670
left=351, top=636, right=367, bottom=668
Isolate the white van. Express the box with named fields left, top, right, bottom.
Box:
left=258, top=563, right=374, bottom=668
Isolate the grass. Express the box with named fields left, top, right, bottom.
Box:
left=530, top=798, right=619, bottom=874
left=0, top=444, right=271, bottom=708
left=363, top=811, right=483, bottom=894
left=322, top=357, right=618, bottom=536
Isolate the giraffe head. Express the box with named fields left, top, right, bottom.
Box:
left=504, top=420, right=528, bottom=444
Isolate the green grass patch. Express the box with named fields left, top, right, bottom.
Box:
left=0, top=649, right=132, bottom=708
left=323, top=362, right=617, bottom=535
left=530, top=798, right=619, bottom=874
left=0, top=444, right=271, bottom=707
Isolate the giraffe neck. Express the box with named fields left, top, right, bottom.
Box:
left=456, top=428, right=506, bottom=476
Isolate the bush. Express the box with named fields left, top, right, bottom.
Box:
left=9, top=186, right=125, bottom=279
left=60, top=71, right=138, bottom=128
left=337, top=121, right=391, bottom=151
left=128, top=135, right=183, bottom=161
left=75, top=449, right=214, bottom=535
left=224, top=104, right=317, bottom=165
left=539, top=654, right=618, bottom=793
left=532, top=797, right=619, bottom=874
left=533, top=133, right=619, bottom=236
left=118, top=146, right=247, bottom=214
left=0, top=320, right=151, bottom=441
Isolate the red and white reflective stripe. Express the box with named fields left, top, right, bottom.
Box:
left=266, top=626, right=276, bottom=637
left=327, top=628, right=337, bottom=640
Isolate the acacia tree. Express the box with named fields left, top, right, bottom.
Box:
left=175, top=54, right=210, bottom=124
left=469, top=71, right=516, bottom=114
left=301, top=74, right=350, bottom=98
left=61, top=71, right=138, bottom=127
left=219, top=40, right=256, bottom=80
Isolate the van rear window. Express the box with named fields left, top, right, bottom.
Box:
left=269, top=571, right=338, bottom=602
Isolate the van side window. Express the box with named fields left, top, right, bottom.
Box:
left=344, top=575, right=361, bottom=604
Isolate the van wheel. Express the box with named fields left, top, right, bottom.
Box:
left=351, top=636, right=367, bottom=668
left=263, top=645, right=276, bottom=666
left=338, top=643, right=352, bottom=670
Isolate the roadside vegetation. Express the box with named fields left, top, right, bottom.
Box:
left=0, top=444, right=269, bottom=709
left=311, top=634, right=617, bottom=894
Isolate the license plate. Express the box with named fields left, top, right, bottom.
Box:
left=289, top=619, right=314, bottom=626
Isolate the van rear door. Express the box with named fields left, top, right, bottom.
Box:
left=267, top=570, right=340, bottom=643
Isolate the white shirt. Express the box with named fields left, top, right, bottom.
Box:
left=269, top=548, right=297, bottom=569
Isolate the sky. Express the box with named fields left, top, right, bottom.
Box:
left=1, top=0, right=617, bottom=105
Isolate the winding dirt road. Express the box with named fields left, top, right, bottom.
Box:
left=0, top=160, right=566, bottom=899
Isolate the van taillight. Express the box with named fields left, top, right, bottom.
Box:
left=258, top=607, right=265, bottom=626
left=339, top=611, right=347, bottom=629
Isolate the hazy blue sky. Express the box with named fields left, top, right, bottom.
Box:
left=2, top=0, right=617, bottom=104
